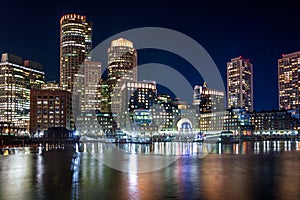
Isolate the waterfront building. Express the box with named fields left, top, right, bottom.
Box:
left=199, top=111, right=226, bottom=134
left=227, top=56, right=253, bottom=112
left=250, top=110, right=300, bottom=135
left=199, top=108, right=253, bottom=135
left=60, top=14, right=92, bottom=92
left=0, top=53, right=45, bottom=135
left=193, top=82, right=225, bottom=113
left=278, top=51, right=300, bottom=112
left=171, top=98, right=199, bottom=134
left=224, top=108, right=253, bottom=135
left=30, top=88, right=73, bottom=136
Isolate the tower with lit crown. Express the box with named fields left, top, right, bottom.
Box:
left=60, top=14, right=92, bottom=92
left=107, top=38, right=137, bottom=112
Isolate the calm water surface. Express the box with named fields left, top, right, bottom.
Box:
left=1, top=141, right=300, bottom=200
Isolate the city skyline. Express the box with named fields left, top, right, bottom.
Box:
left=1, top=0, right=300, bottom=111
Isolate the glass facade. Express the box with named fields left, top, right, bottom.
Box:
left=107, top=38, right=137, bottom=113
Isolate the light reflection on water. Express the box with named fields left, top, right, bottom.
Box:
left=1, top=141, right=300, bottom=199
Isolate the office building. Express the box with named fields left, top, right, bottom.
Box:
left=0, top=53, right=45, bottom=135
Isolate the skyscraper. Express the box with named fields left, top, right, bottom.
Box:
left=0, top=53, right=45, bottom=134
left=107, top=38, right=137, bottom=112
left=278, top=51, right=300, bottom=112
left=60, top=14, right=92, bottom=92
left=227, top=56, right=253, bottom=112
left=75, top=61, right=101, bottom=136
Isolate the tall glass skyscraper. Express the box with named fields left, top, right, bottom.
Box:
left=227, top=56, right=253, bottom=112
left=107, top=38, right=137, bottom=112
left=278, top=51, right=300, bottom=112
left=60, top=14, right=92, bottom=92
left=107, top=38, right=137, bottom=84
left=0, top=53, right=45, bottom=134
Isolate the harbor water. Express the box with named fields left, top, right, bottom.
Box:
left=1, top=141, right=300, bottom=199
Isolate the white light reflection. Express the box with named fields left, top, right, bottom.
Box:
left=127, top=154, right=139, bottom=199
left=235, top=143, right=239, bottom=155
left=71, top=153, right=80, bottom=199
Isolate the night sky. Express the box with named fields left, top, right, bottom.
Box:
left=1, top=0, right=299, bottom=111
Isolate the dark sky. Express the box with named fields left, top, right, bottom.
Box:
left=0, top=0, right=299, bottom=111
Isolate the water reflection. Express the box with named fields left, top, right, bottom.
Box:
left=83, top=142, right=216, bottom=156
left=209, top=140, right=300, bottom=155
left=1, top=141, right=300, bottom=199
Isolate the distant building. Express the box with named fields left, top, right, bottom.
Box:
left=60, top=14, right=92, bottom=92
left=157, top=94, right=173, bottom=130
left=100, top=79, right=109, bottom=112
left=78, top=61, right=101, bottom=111
left=193, top=82, right=225, bottom=113
left=72, top=61, right=101, bottom=136
left=227, top=56, right=253, bottom=112
left=250, top=110, right=300, bottom=135
left=41, top=81, right=60, bottom=90
left=0, top=53, right=45, bottom=135
left=96, top=111, right=117, bottom=136
left=30, top=89, right=73, bottom=136
left=278, top=51, right=300, bottom=112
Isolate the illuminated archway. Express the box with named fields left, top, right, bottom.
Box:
left=176, top=118, right=193, bottom=133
